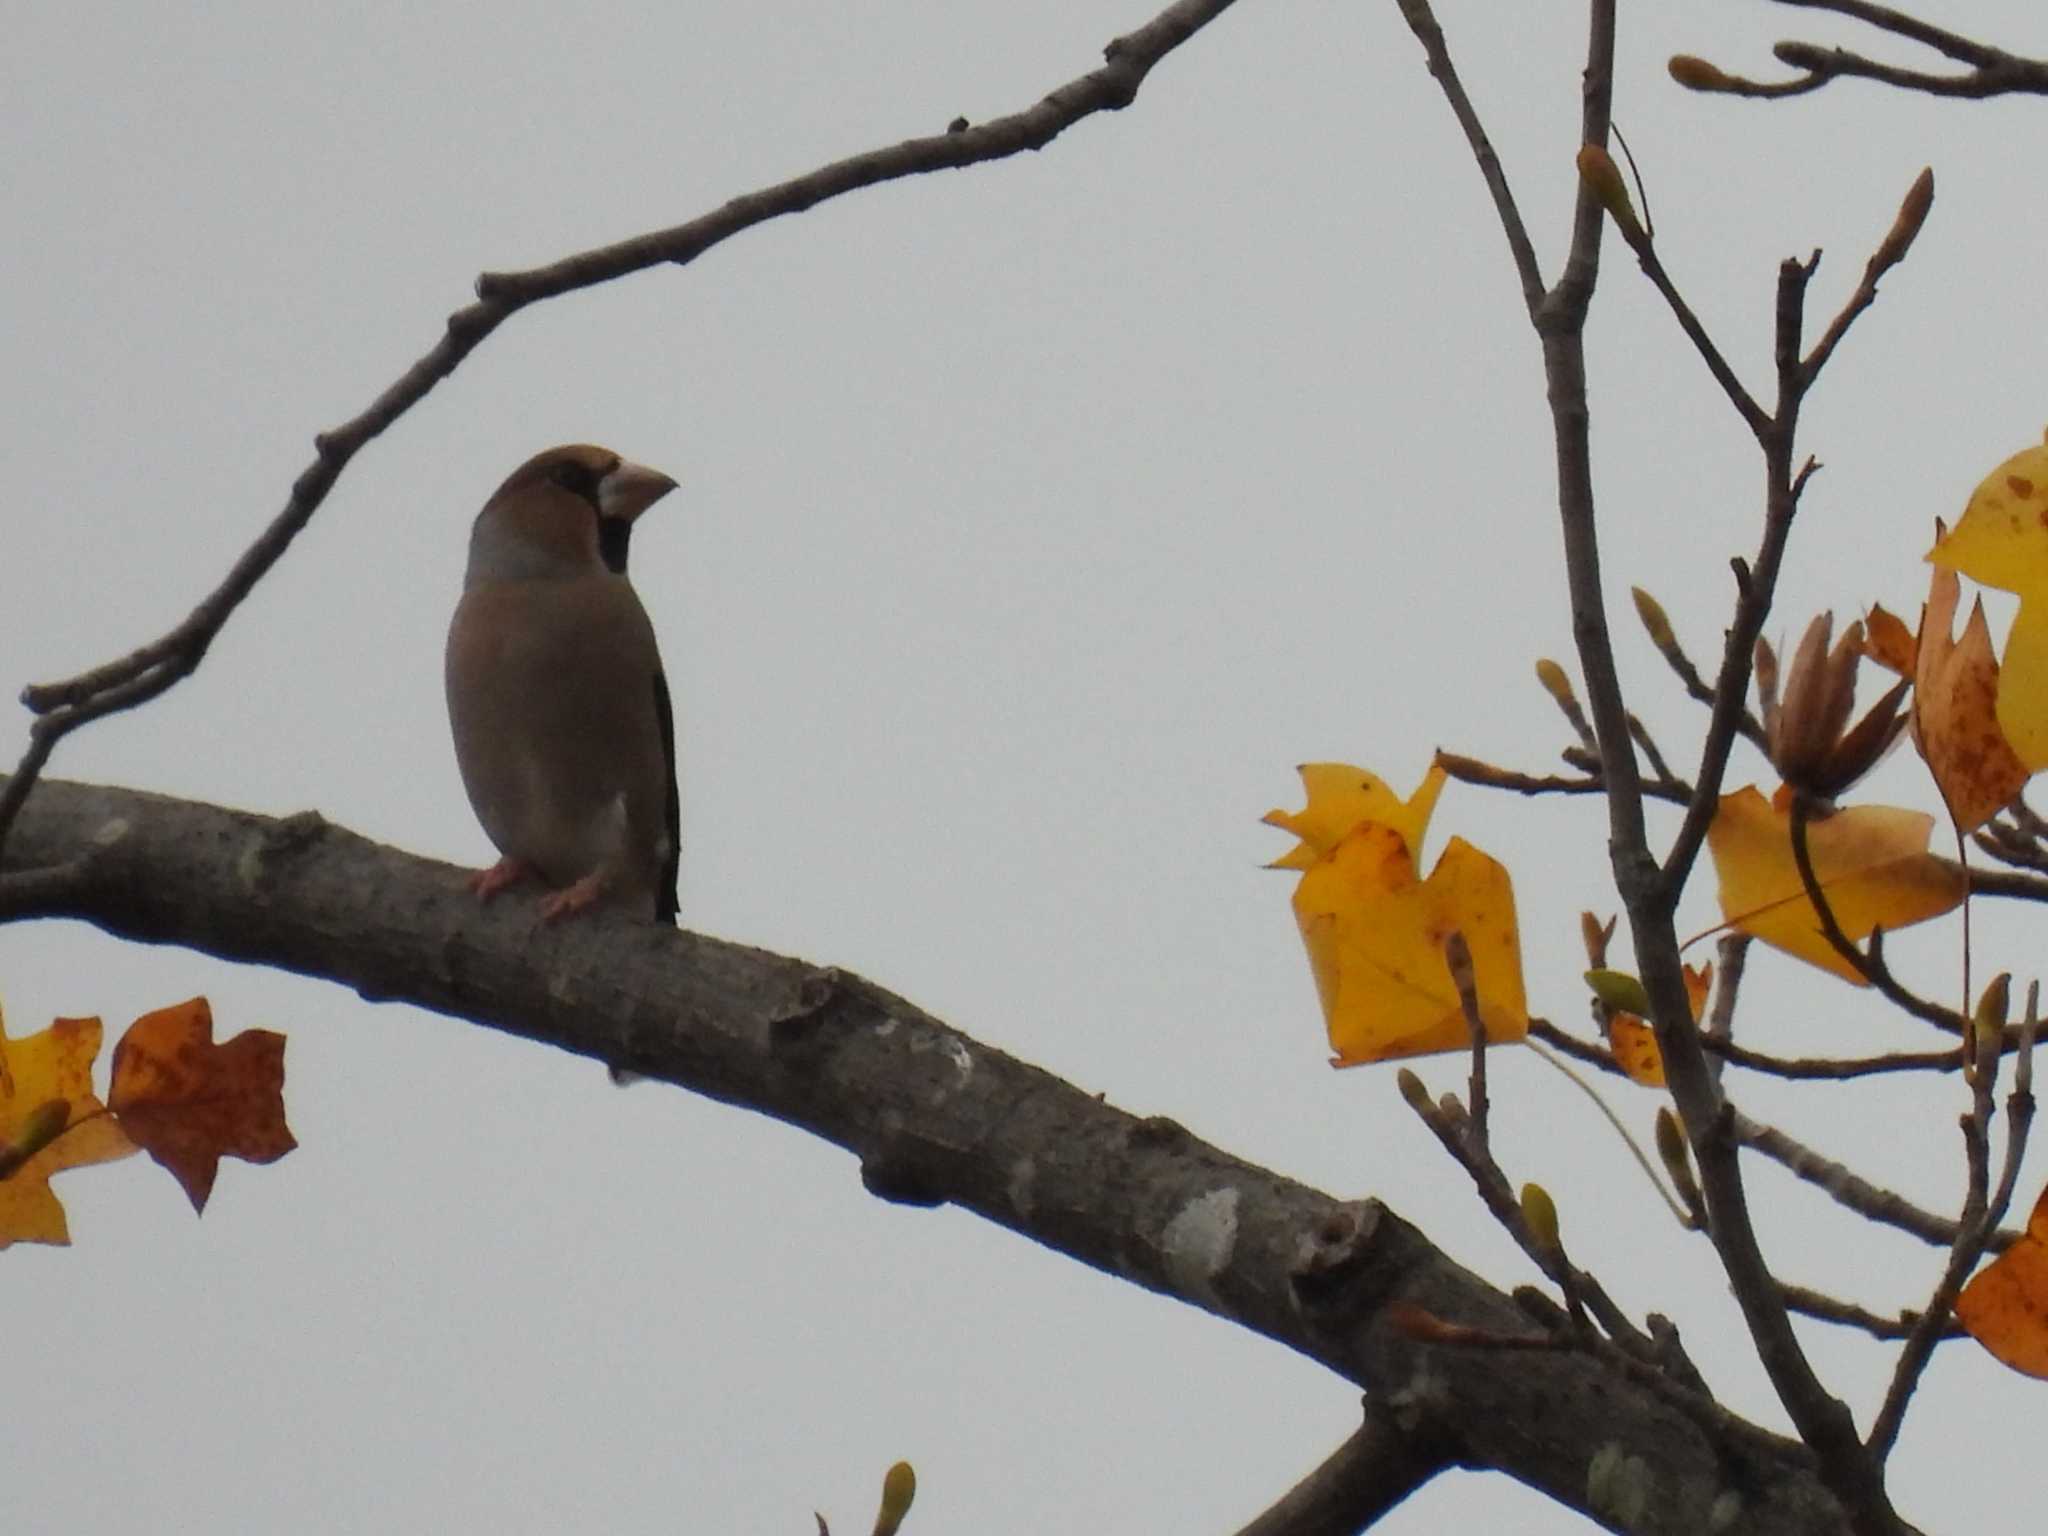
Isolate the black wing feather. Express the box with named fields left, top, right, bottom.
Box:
left=652, top=666, right=681, bottom=923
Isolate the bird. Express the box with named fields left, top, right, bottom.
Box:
left=445, top=444, right=681, bottom=924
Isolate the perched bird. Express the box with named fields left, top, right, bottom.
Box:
left=445, top=444, right=681, bottom=923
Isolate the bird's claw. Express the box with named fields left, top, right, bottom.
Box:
left=470, top=857, right=534, bottom=903
left=538, top=873, right=606, bottom=922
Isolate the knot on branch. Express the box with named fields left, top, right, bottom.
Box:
left=860, top=1126, right=946, bottom=1209
left=1289, top=1200, right=1385, bottom=1317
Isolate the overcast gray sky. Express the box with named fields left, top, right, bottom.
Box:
left=8, top=2, right=2048, bottom=1530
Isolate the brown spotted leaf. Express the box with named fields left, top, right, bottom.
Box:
left=1913, top=559, right=2029, bottom=833
left=108, top=998, right=294, bottom=1213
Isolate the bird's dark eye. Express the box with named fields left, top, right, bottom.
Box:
left=549, top=461, right=598, bottom=499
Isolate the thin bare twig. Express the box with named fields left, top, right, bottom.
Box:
left=1389, top=0, right=1547, bottom=316
left=1777, top=1281, right=1959, bottom=1343
left=0, top=0, right=1243, bottom=865
left=1734, top=1110, right=2019, bottom=1255
left=1633, top=590, right=1770, bottom=750
left=1800, top=169, right=1933, bottom=387
left=1869, top=981, right=2037, bottom=1462
left=1709, top=1038, right=1960, bottom=1081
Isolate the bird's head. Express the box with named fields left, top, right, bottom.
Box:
left=465, top=444, right=678, bottom=585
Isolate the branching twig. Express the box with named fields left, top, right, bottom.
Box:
left=1436, top=751, right=1640, bottom=802
left=1632, top=589, right=1770, bottom=750
left=1868, top=982, right=2037, bottom=1461
left=1709, top=1038, right=1960, bottom=1081
left=1398, top=1067, right=1647, bottom=1354
left=1676, top=2, right=2048, bottom=99
left=1777, top=1281, right=1960, bottom=1343
left=1734, top=1110, right=2020, bottom=1255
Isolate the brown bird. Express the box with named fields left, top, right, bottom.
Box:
left=445, top=444, right=680, bottom=922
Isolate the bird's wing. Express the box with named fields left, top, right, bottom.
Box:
left=652, top=665, right=681, bottom=923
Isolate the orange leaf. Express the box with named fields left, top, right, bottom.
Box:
left=1862, top=603, right=1917, bottom=677
left=0, top=1009, right=137, bottom=1249
left=1913, top=561, right=2029, bottom=833
left=108, top=998, right=294, bottom=1214
left=1958, top=1183, right=2048, bottom=1378
left=1928, top=438, right=2048, bottom=769
left=1607, top=1018, right=1664, bottom=1086
left=1263, top=761, right=1445, bottom=871
left=1705, top=787, right=1965, bottom=982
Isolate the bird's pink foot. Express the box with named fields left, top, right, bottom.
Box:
left=470, top=857, right=535, bottom=903
left=538, top=872, right=606, bottom=923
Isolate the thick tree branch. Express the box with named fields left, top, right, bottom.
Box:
left=1, top=775, right=1864, bottom=1536
left=1230, top=1401, right=1453, bottom=1536
left=0, top=0, right=1241, bottom=866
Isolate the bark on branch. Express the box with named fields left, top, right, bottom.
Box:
left=2, top=774, right=1862, bottom=1534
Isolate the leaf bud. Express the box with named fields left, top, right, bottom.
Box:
left=874, top=1462, right=917, bottom=1536
left=1576, top=144, right=1644, bottom=245
left=1520, top=1182, right=1561, bottom=1254
left=1396, top=1068, right=1433, bottom=1118
left=1667, top=54, right=1733, bottom=92
left=1654, top=1107, right=1704, bottom=1225
left=1972, top=972, right=2012, bottom=1081
left=1534, top=658, right=1576, bottom=709
left=1585, top=968, right=1652, bottom=1018
left=1875, top=167, right=1934, bottom=271
left=1631, top=587, right=1676, bottom=655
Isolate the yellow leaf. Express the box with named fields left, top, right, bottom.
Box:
left=1705, top=787, right=1965, bottom=982
left=1958, top=1182, right=2048, bottom=1378
left=1928, top=437, right=2048, bottom=769
left=1292, top=822, right=1527, bottom=1064
left=0, top=1010, right=137, bottom=1249
left=1263, top=761, right=1445, bottom=871
left=1913, top=561, right=2029, bottom=832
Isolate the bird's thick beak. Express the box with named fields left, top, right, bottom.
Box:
left=598, top=461, right=678, bottom=523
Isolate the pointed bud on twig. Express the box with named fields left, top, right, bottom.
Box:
left=1971, top=972, right=2011, bottom=1085
left=1580, top=912, right=1616, bottom=968
left=1576, top=144, right=1645, bottom=246
left=1535, top=658, right=1576, bottom=710
left=1631, top=587, right=1676, bottom=654
left=1654, top=1108, right=1705, bottom=1228
left=873, top=1462, right=916, bottom=1536
left=1521, top=1182, right=1561, bottom=1255
left=1396, top=1067, right=1434, bottom=1119
left=1667, top=54, right=1735, bottom=92
left=1874, top=168, right=1934, bottom=272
